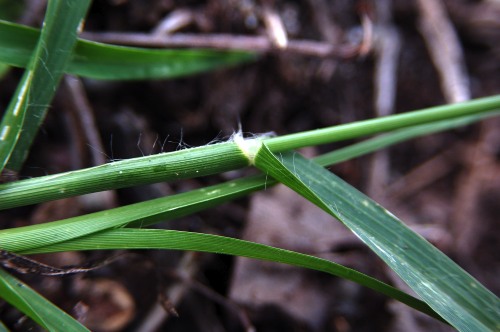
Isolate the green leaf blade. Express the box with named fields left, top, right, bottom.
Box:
left=0, top=268, right=89, bottom=331
left=265, top=95, right=500, bottom=152
left=1, top=110, right=499, bottom=210
left=0, top=173, right=266, bottom=253
left=0, top=0, right=92, bottom=171
left=0, top=20, right=36, bottom=67
left=0, top=142, right=249, bottom=210
left=70, top=40, right=256, bottom=80
left=254, top=144, right=500, bottom=331
left=0, top=75, right=30, bottom=171
left=0, top=20, right=256, bottom=81
left=21, top=228, right=440, bottom=322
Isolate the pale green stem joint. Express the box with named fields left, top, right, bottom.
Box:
left=232, top=131, right=264, bottom=165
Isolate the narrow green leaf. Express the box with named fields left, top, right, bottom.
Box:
left=0, top=74, right=29, bottom=171
left=0, top=21, right=31, bottom=66
left=0, top=319, right=9, bottom=332
left=20, top=228, right=442, bottom=322
left=0, top=63, right=9, bottom=78
left=0, top=1, right=91, bottom=172
left=266, top=95, right=500, bottom=152
left=0, top=164, right=439, bottom=321
left=70, top=39, right=255, bottom=80
left=0, top=0, right=23, bottom=21
left=313, top=110, right=500, bottom=167
left=0, top=174, right=267, bottom=252
left=0, top=268, right=89, bottom=331
left=1, top=108, right=498, bottom=210
left=0, top=114, right=497, bottom=327
left=0, top=142, right=249, bottom=210
left=253, top=144, right=500, bottom=331
left=0, top=20, right=256, bottom=80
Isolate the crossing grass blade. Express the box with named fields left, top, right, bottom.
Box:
left=253, top=143, right=500, bottom=331
left=18, top=228, right=442, bottom=322
left=1, top=108, right=498, bottom=211
left=0, top=62, right=9, bottom=78
left=0, top=0, right=91, bottom=172
left=0, top=175, right=268, bottom=253
left=0, top=268, right=89, bottom=331
left=0, top=175, right=441, bottom=319
left=265, top=95, right=500, bottom=152
left=0, top=20, right=256, bottom=81
left=0, top=114, right=499, bottom=330
left=0, top=142, right=250, bottom=210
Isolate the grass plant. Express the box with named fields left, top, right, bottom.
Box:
left=0, top=1, right=499, bottom=331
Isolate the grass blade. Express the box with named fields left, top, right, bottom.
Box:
left=0, top=1, right=91, bottom=172
left=1, top=109, right=498, bottom=210
left=0, top=20, right=256, bottom=80
left=0, top=268, right=89, bottom=331
left=0, top=320, right=8, bottom=332
left=0, top=175, right=267, bottom=252
left=0, top=142, right=249, bottom=210
left=265, top=95, right=500, bottom=152
left=70, top=39, right=255, bottom=80
left=253, top=144, right=500, bottom=331
left=0, top=175, right=440, bottom=319
left=19, top=228, right=443, bottom=321
left=312, top=110, right=500, bottom=166
left=0, top=74, right=29, bottom=172
left=0, top=113, right=497, bottom=328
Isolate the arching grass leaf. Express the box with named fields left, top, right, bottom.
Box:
left=253, top=143, right=500, bottom=331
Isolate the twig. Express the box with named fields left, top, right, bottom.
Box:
left=134, top=252, right=200, bottom=332
left=367, top=0, right=400, bottom=199
left=0, top=250, right=125, bottom=276
left=81, top=31, right=365, bottom=58
left=416, top=0, right=470, bottom=103
left=64, top=76, right=107, bottom=166
left=18, top=0, right=47, bottom=26
left=451, top=119, right=500, bottom=258
left=373, top=31, right=400, bottom=116
left=306, top=0, right=342, bottom=80
left=152, top=8, right=194, bottom=35
left=386, top=143, right=460, bottom=201
left=307, top=0, right=342, bottom=44
left=358, top=13, right=374, bottom=57
left=261, top=4, right=288, bottom=49
left=63, top=75, right=118, bottom=209
left=183, top=276, right=255, bottom=332
left=373, top=24, right=400, bottom=117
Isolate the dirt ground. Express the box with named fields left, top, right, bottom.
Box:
left=1, top=0, right=499, bottom=331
